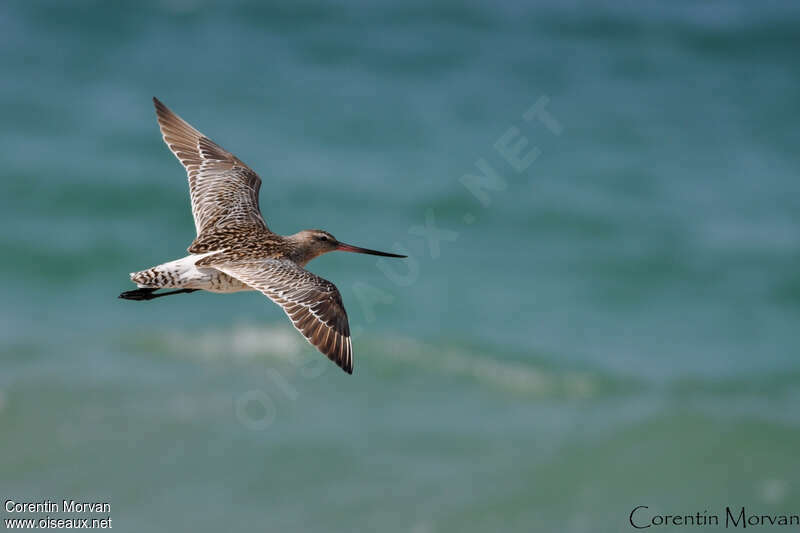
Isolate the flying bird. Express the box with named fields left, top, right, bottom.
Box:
left=120, top=98, right=406, bottom=374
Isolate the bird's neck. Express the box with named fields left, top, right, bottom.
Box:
left=283, top=234, right=323, bottom=266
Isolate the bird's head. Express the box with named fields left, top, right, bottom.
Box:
left=290, top=229, right=406, bottom=265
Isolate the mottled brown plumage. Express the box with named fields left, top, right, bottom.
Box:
left=121, top=98, right=405, bottom=375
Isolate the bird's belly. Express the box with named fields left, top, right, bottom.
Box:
left=130, top=254, right=253, bottom=293
left=201, top=269, right=253, bottom=293
left=191, top=268, right=253, bottom=293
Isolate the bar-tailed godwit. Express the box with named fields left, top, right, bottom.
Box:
left=120, top=98, right=405, bottom=374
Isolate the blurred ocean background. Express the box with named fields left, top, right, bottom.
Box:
left=1, top=1, right=799, bottom=531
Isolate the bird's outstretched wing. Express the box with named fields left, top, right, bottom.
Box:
left=212, top=259, right=354, bottom=374
left=153, top=97, right=268, bottom=235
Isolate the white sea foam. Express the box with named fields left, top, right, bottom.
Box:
left=379, top=336, right=599, bottom=399
left=757, top=479, right=788, bottom=505
left=149, top=326, right=603, bottom=398
left=161, top=322, right=305, bottom=363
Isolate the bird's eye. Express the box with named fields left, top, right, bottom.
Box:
left=318, top=235, right=328, bottom=241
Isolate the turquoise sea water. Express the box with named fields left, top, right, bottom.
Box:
left=1, top=1, right=799, bottom=531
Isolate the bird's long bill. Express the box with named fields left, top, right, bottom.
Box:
left=336, top=242, right=406, bottom=258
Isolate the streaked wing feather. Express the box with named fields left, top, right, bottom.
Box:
left=213, top=259, right=353, bottom=374
left=153, top=97, right=267, bottom=235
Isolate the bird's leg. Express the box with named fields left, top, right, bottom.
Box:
left=119, top=288, right=199, bottom=301
left=119, top=287, right=157, bottom=300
